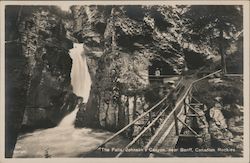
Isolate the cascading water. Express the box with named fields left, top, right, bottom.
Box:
left=13, top=43, right=127, bottom=158
left=69, top=43, right=91, bottom=103
left=58, top=43, right=91, bottom=127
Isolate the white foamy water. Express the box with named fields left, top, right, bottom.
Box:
left=13, top=43, right=127, bottom=158
left=58, top=43, right=91, bottom=127
left=13, top=126, right=117, bottom=158
left=58, top=107, right=79, bottom=127
left=69, top=43, right=91, bottom=103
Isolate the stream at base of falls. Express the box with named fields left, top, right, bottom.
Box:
left=13, top=105, right=128, bottom=158
left=13, top=94, right=128, bottom=158
left=13, top=125, right=128, bottom=158
left=13, top=43, right=129, bottom=158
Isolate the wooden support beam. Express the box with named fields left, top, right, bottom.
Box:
left=173, top=110, right=179, bottom=136
left=186, top=114, right=204, bottom=117
left=189, top=103, right=203, bottom=106
left=148, top=75, right=180, bottom=78
left=187, top=104, right=208, bottom=126
left=224, top=74, right=243, bottom=77
left=95, top=91, right=173, bottom=151
left=179, top=134, right=202, bottom=138
left=184, top=102, right=187, bottom=115
left=193, top=70, right=222, bottom=83
left=192, top=96, right=202, bottom=104
left=177, top=117, right=199, bottom=136
left=115, top=105, right=170, bottom=157
left=187, top=104, right=203, bottom=116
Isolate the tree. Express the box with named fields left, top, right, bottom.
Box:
left=183, top=5, right=243, bottom=74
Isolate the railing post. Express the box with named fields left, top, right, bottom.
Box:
left=184, top=97, right=187, bottom=115
left=149, top=112, right=154, bottom=135
left=173, top=110, right=179, bottom=136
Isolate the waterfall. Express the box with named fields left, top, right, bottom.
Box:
left=13, top=43, right=129, bottom=158
left=58, top=43, right=92, bottom=127
left=69, top=43, right=92, bottom=103
left=58, top=107, right=79, bottom=127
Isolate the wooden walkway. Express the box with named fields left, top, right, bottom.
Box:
left=85, top=70, right=222, bottom=157
left=145, top=78, right=194, bottom=155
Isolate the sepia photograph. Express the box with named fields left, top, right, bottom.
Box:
left=0, top=1, right=249, bottom=162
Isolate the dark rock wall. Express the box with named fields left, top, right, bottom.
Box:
left=5, top=6, right=77, bottom=157
left=75, top=52, right=150, bottom=132
left=18, top=7, right=76, bottom=129
left=5, top=6, right=30, bottom=158
left=71, top=6, right=149, bottom=131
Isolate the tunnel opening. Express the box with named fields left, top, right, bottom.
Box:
left=148, top=58, right=176, bottom=76
left=184, top=49, right=207, bottom=70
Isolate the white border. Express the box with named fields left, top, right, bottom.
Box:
left=0, top=1, right=249, bottom=163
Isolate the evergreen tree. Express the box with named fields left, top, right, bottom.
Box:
left=183, top=5, right=243, bottom=74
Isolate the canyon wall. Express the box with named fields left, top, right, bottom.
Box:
left=5, top=6, right=77, bottom=157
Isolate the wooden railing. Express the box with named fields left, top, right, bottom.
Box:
left=94, top=76, right=183, bottom=152
left=94, top=70, right=221, bottom=157
left=145, top=69, right=222, bottom=151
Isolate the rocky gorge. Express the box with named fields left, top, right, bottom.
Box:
left=5, top=5, right=243, bottom=158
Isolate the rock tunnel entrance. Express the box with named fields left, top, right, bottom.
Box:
left=148, top=59, right=176, bottom=76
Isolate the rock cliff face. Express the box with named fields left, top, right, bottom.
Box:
left=192, top=76, right=243, bottom=156
left=5, top=6, right=77, bottom=157
left=70, top=5, right=212, bottom=132
left=18, top=7, right=77, bottom=129
left=71, top=6, right=146, bottom=131
left=5, top=6, right=29, bottom=157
